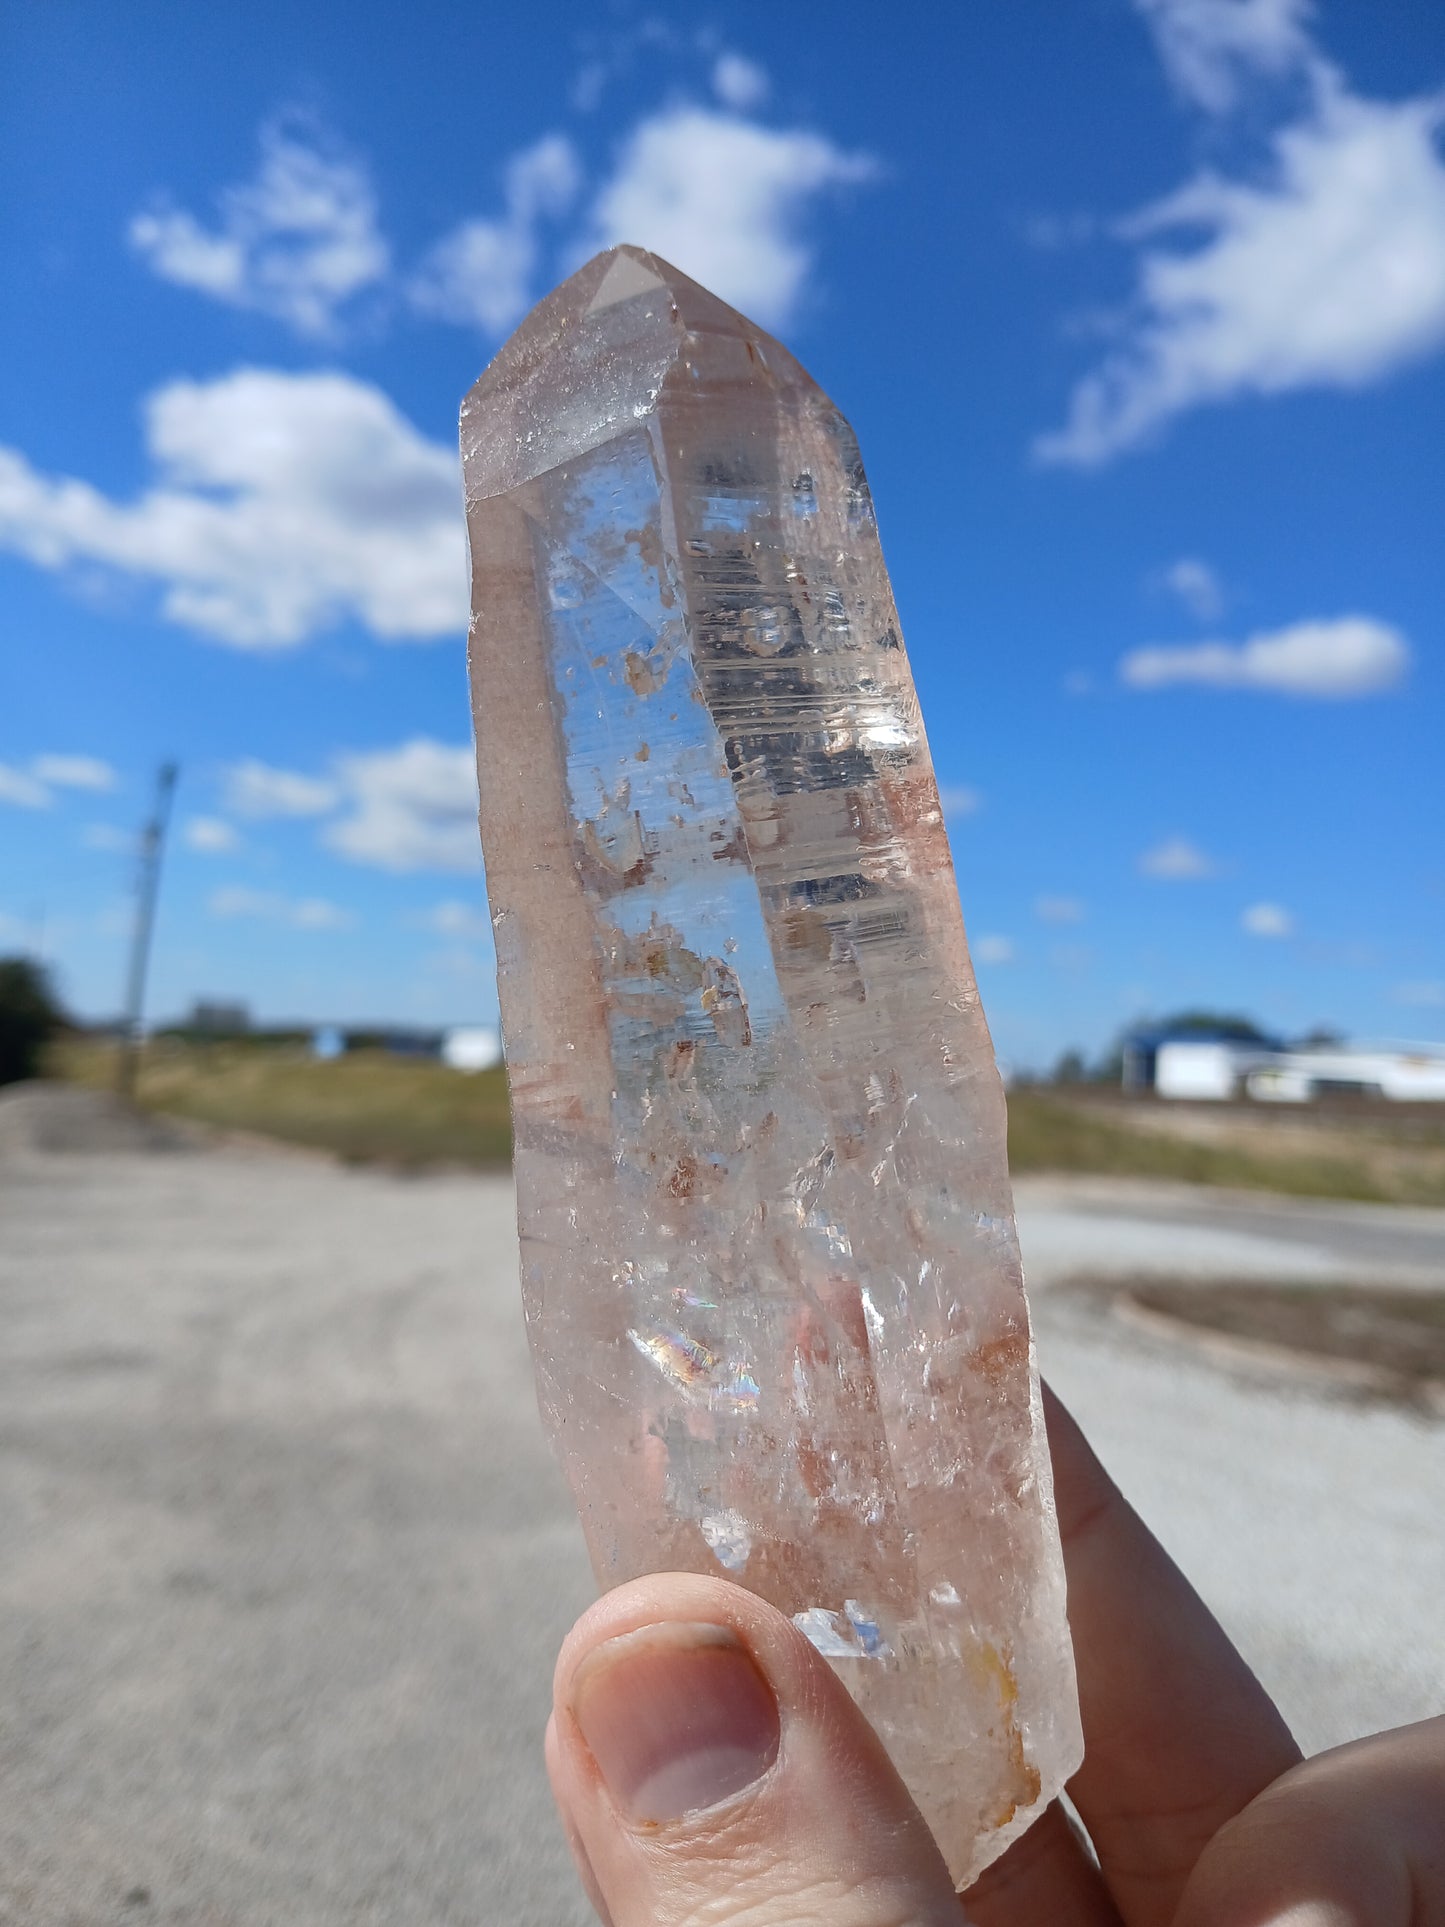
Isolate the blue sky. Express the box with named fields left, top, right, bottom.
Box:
left=2, top=0, right=1442, bottom=1069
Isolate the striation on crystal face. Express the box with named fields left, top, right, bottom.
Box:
left=461, top=245, right=1082, bottom=1884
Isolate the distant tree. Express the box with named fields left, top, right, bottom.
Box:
left=1296, top=1026, right=1344, bottom=1049
left=1152, top=1009, right=1275, bottom=1044
left=1052, top=1048, right=1087, bottom=1085
left=0, top=956, right=66, bottom=1086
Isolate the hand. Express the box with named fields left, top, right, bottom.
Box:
left=544, top=1386, right=1445, bottom=1925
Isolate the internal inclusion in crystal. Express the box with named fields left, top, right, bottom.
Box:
left=462, top=245, right=1082, bottom=1885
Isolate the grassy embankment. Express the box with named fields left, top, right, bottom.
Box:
left=55, top=1037, right=513, bottom=1167
left=53, top=1037, right=1445, bottom=1204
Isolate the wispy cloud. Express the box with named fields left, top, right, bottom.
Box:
left=1395, top=980, right=1445, bottom=1009
left=0, top=764, right=54, bottom=810
left=938, top=784, right=982, bottom=819
left=223, top=759, right=339, bottom=819
left=32, top=754, right=116, bottom=792
left=182, top=815, right=241, bottom=853
left=1241, top=900, right=1293, bottom=936
left=129, top=117, right=389, bottom=338
left=973, top=934, right=1016, bottom=965
left=409, top=135, right=582, bottom=335
left=416, top=898, right=493, bottom=938
left=1121, top=615, right=1409, bottom=697
left=0, top=753, right=118, bottom=809
left=1035, top=895, right=1086, bottom=924
left=1160, top=556, right=1224, bottom=621
left=0, top=370, right=465, bottom=649
left=712, top=52, right=770, bottom=112
left=217, top=741, right=480, bottom=874
left=1038, top=6, right=1445, bottom=464
left=579, top=106, right=874, bottom=331
left=209, top=885, right=355, bottom=930
left=1135, top=0, right=1315, bottom=114
left=1139, top=836, right=1217, bottom=879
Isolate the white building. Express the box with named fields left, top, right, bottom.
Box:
left=441, top=1025, right=503, bottom=1073
left=1246, top=1045, right=1445, bottom=1104
left=1144, top=1033, right=1445, bottom=1103
left=1154, top=1040, right=1275, bottom=1101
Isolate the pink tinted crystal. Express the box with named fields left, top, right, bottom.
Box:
left=462, top=246, right=1082, bottom=1883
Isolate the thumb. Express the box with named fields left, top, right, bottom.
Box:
left=547, top=1571, right=963, bottom=1927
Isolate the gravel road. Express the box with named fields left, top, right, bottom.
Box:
left=2, top=1128, right=1443, bottom=1926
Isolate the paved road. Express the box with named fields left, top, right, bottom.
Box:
left=1017, top=1173, right=1445, bottom=1288
left=2, top=1138, right=1443, bottom=1926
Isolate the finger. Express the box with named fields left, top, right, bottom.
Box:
left=1044, top=1385, right=1302, bottom=1926
left=548, top=1570, right=963, bottom=1927
left=545, top=1712, right=616, bottom=1927
left=963, top=1800, right=1123, bottom=1927
left=1174, top=1715, right=1445, bottom=1926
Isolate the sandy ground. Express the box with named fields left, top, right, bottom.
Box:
left=2, top=1129, right=1444, bottom=1926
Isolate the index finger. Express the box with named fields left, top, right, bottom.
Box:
left=1044, top=1384, right=1302, bottom=1927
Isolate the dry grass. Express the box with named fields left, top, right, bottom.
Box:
left=1005, top=1089, right=1445, bottom=1204
left=1008, top=1089, right=1445, bottom=1205
left=54, top=1037, right=513, bottom=1168
left=50, top=1040, right=1445, bottom=1204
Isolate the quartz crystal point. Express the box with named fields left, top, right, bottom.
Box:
left=461, top=246, right=1082, bottom=1883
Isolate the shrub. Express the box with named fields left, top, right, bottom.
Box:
left=0, top=956, right=66, bottom=1086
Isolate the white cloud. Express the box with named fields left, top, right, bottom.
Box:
left=324, top=739, right=480, bottom=874
left=1161, top=556, right=1224, bottom=620
left=1140, top=836, right=1217, bottom=879
left=1121, top=615, right=1409, bottom=697
left=129, top=119, right=389, bottom=337
left=183, top=815, right=241, bottom=854
left=0, top=369, right=466, bottom=649
left=973, top=934, right=1016, bottom=965
left=214, top=741, right=480, bottom=875
left=32, top=753, right=116, bottom=791
left=938, top=784, right=981, bottom=818
left=0, top=763, right=54, bottom=809
left=419, top=898, right=493, bottom=938
left=1038, top=66, right=1445, bottom=464
left=1, top=753, right=118, bottom=809
left=1035, top=895, right=1086, bottom=924
left=1395, top=980, right=1445, bottom=1008
left=409, top=135, right=582, bottom=335
left=712, top=53, right=770, bottom=111
left=224, top=759, right=339, bottom=819
left=580, top=106, right=874, bottom=330
left=1135, top=0, right=1314, bottom=114
left=1242, top=900, right=1294, bottom=936
left=209, top=885, right=355, bottom=930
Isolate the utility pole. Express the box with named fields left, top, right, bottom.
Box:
left=116, top=761, right=178, bottom=1105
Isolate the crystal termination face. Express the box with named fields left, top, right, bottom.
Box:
left=462, top=246, right=1082, bottom=1884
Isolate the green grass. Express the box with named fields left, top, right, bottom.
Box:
left=50, top=1040, right=1445, bottom=1204
left=55, top=1037, right=513, bottom=1168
